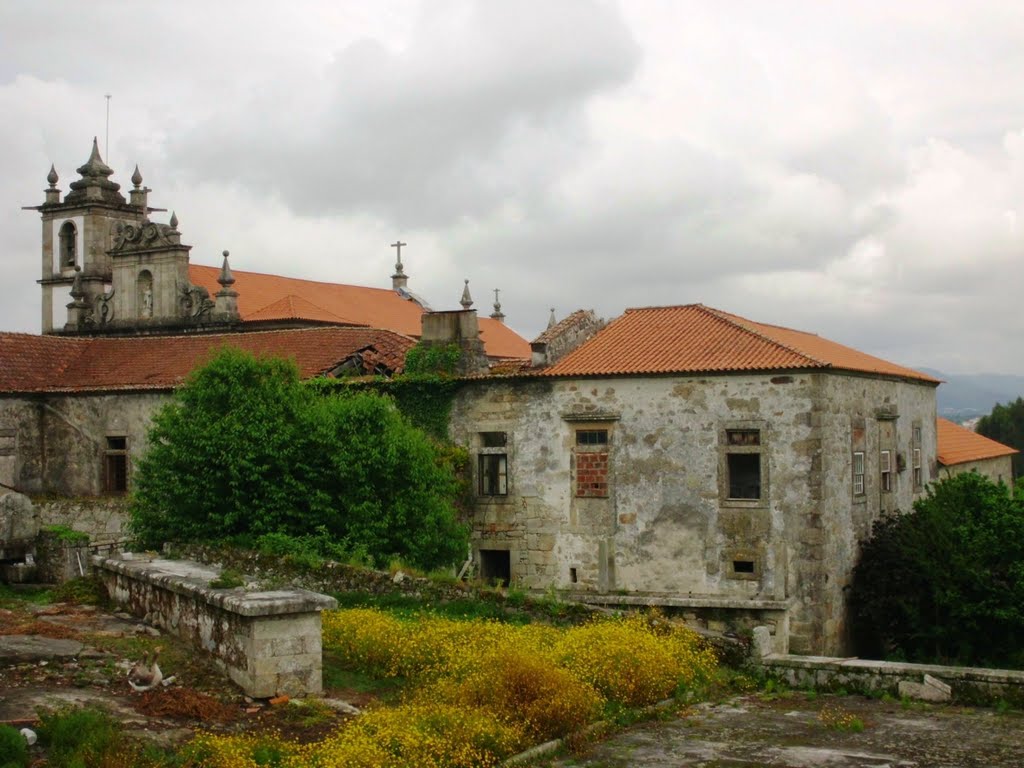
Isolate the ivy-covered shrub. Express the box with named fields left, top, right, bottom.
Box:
left=130, top=348, right=468, bottom=570
left=403, top=343, right=461, bottom=377
left=849, top=472, right=1024, bottom=667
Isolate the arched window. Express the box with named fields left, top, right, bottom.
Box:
left=59, top=221, right=77, bottom=269
left=137, top=270, right=154, bottom=319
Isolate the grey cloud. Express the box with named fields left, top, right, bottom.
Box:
left=169, top=0, right=640, bottom=226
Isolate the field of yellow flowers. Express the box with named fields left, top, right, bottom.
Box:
left=183, top=608, right=718, bottom=767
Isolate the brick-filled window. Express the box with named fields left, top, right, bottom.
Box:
left=575, top=428, right=609, bottom=498
left=477, top=431, right=508, bottom=497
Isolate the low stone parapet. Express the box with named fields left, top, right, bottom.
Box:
left=757, top=641, right=1024, bottom=705
left=93, top=554, right=337, bottom=698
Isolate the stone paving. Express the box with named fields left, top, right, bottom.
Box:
left=548, top=694, right=1024, bottom=768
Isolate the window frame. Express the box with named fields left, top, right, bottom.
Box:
left=880, top=449, right=892, bottom=493
left=476, top=431, right=510, bottom=500
left=719, top=421, right=768, bottom=508
left=853, top=450, right=866, bottom=496
left=103, top=435, right=129, bottom=495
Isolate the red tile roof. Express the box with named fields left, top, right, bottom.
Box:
left=539, top=304, right=938, bottom=383
left=189, top=265, right=530, bottom=360
left=937, top=417, right=1018, bottom=466
left=0, top=327, right=415, bottom=393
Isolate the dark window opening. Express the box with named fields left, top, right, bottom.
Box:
left=479, top=549, right=511, bottom=586
left=733, top=559, right=755, bottom=574
left=478, top=454, right=508, bottom=496
left=727, top=453, right=761, bottom=499
left=569, top=567, right=578, bottom=583
left=481, top=431, right=507, bottom=448
left=59, top=222, right=77, bottom=269
left=576, top=429, right=608, bottom=446
left=104, top=436, right=128, bottom=494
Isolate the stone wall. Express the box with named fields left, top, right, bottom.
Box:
left=34, top=497, right=130, bottom=546
left=450, top=370, right=937, bottom=656
left=762, top=652, right=1024, bottom=706
left=94, top=555, right=336, bottom=698
left=0, top=391, right=169, bottom=496
left=938, top=456, right=1014, bottom=488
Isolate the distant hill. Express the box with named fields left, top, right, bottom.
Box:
left=921, top=369, right=1024, bottom=422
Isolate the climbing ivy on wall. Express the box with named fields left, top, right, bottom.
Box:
left=403, top=343, right=461, bottom=377
left=307, top=375, right=462, bottom=442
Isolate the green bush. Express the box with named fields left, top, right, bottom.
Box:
left=849, top=472, right=1024, bottom=667
left=0, top=724, right=28, bottom=768
left=130, top=348, right=468, bottom=571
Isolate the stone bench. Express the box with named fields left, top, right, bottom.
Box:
left=93, top=555, right=337, bottom=698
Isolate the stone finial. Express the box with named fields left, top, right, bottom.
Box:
left=66, top=137, right=123, bottom=204
left=169, top=211, right=178, bottom=231
left=460, top=279, right=473, bottom=310
left=131, top=165, right=143, bottom=189
left=217, top=250, right=236, bottom=288
left=47, top=164, right=59, bottom=188
left=547, top=308, right=557, bottom=328
left=44, top=164, right=61, bottom=203
left=490, top=288, right=505, bottom=322
left=69, top=266, right=84, bottom=299
left=214, top=249, right=240, bottom=322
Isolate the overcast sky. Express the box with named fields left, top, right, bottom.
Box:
left=2, top=1, right=1023, bottom=374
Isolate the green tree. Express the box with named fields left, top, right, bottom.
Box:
left=977, top=396, right=1024, bottom=476
left=130, top=347, right=468, bottom=570
left=849, top=472, right=1024, bottom=667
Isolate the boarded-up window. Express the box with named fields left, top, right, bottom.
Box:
left=478, top=432, right=508, bottom=497
left=0, top=428, right=15, bottom=457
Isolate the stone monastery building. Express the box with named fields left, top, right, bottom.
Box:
left=2, top=140, right=993, bottom=656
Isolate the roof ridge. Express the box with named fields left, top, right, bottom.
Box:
left=700, top=306, right=829, bottom=368
left=189, top=263, right=397, bottom=295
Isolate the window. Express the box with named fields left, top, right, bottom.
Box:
left=479, top=549, right=511, bottom=586
left=880, top=449, right=892, bottom=492
left=853, top=451, right=865, bottom=495
left=477, top=432, right=508, bottom=497
left=723, top=428, right=763, bottom=501
left=59, top=221, right=77, bottom=270
left=913, top=448, right=922, bottom=490
left=576, top=429, right=608, bottom=446
left=104, top=436, right=129, bottom=494
left=575, top=428, right=610, bottom=497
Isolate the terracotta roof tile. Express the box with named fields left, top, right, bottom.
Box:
left=244, top=295, right=351, bottom=324
left=189, top=264, right=530, bottom=360
left=0, top=328, right=415, bottom=394
left=937, top=417, right=1018, bottom=466
left=539, top=304, right=938, bottom=383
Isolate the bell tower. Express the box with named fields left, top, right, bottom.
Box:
left=26, top=138, right=152, bottom=333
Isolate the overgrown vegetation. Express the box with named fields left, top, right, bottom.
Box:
left=849, top=472, right=1024, bottom=667
left=189, top=608, right=719, bottom=766
left=130, top=348, right=468, bottom=570
left=403, top=343, right=461, bottom=377
left=0, top=724, right=28, bottom=768
left=977, top=397, right=1024, bottom=476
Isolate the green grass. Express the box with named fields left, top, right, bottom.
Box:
left=0, top=583, right=53, bottom=608
left=329, top=590, right=535, bottom=624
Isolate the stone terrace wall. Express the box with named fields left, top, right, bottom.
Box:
left=94, top=555, right=336, bottom=698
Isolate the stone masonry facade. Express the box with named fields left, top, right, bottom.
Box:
left=450, top=370, right=937, bottom=656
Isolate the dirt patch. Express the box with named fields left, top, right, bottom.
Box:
left=133, top=688, right=239, bottom=723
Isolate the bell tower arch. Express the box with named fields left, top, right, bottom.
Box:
left=26, top=138, right=153, bottom=334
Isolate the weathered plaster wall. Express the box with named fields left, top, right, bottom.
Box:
left=938, top=456, right=1014, bottom=488
left=451, top=371, right=937, bottom=656
left=0, top=392, right=169, bottom=496
left=805, top=373, right=937, bottom=654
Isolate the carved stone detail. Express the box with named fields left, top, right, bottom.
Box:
left=111, top=220, right=180, bottom=252
left=95, top=290, right=115, bottom=324
left=178, top=281, right=214, bottom=319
